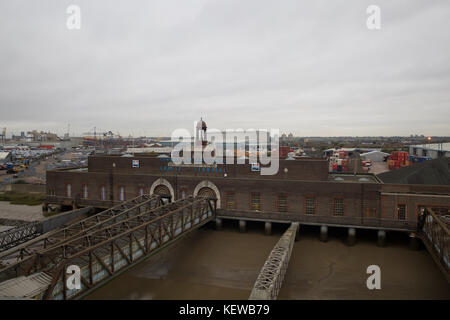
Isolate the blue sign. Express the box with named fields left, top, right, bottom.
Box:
left=251, top=163, right=260, bottom=172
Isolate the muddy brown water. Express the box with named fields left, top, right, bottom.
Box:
left=86, top=221, right=450, bottom=300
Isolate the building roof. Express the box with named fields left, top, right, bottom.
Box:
left=360, top=151, right=389, bottom=156
left=377, top=157, right=450, bottom=185
left=0, top=151, right=11, bottom=160
left=328, top=173, right=379, bottom=183
left=410, top=143, right=450, bottom=152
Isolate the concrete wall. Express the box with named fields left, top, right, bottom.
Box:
left=39, top=206, right=94, bottom=233
left=409, top=146, right=450, bottom=159
left=2, top=184, right=45, bottom=193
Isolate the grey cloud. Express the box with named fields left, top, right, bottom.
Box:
left=0, top=0, right=449, bottom=137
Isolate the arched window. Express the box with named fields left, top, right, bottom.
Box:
left=305, top=196, right=316, bottom=215
left=277, top=194, right=288, bottom=212
left=333, top=197, right=344, bottom=216
left=179, top=188, right=188, bottom=200
left=250, top=192, right=261, bottom=211
left=154, top=185, right=170, bottom=197
left=83, top=185, right=88, bottom=199
left=138, top=187, right=144, bottom=197
left=119, top=186, right=126, bottom=201
left=225, top=192, right=235, bottom=210
left=100, top=186, right=106, bottom=201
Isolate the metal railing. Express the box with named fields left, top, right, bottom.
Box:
left=0, top=222, right=42, bottom=253
left=217, top=209, right=416, bottom=231
left=421, top=208, right=449, bottom=281
left=0, top=194, right=162, bottom=281
left=40, top=195, right=215, bottom=299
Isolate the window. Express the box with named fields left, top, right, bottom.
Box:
left=66, top=184, right=72, bottom=198
left=365, top=208, right=377, bottom=217
left=82, top=185, right=88, bottom=199
left=225, top=192, right=236, bottom=210
left=305, top=196, right=316, bottom=215
left=119, top=187, right=126, bottom=201
left=48, top=188, right=55, bottom=196
left=397, top=204, right=406, bottom=220
left=333, top=198, right=344, bottom=216
left=277, top=194, right=288, bottom=212
left=250, top=193, right=261, bottom=211
left=100, top=186, right=106, bottom=201
left=179, top=188, right=187, bottom=200
left=138, top=187, right=145, bottom=197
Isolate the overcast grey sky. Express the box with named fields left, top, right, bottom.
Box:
left=0, top=0, right=449, bottom=137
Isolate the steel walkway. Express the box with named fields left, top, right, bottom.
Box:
left=420, top=208, right=449, bottom=283
left=0, top=194, right=162, bottom=281
left=0, top=195, right=216, bottom=299
left=0, top=222, right=42, bottom=253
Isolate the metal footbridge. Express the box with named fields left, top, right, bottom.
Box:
left=0, top=194, right=216, bottom=299
left=0, top=222, right=42, bottom=253
left=420, top=208, right=450, bottom=283
left=249, top=223, right=298, bottom=300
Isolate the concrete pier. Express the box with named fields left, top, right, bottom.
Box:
left=377, top=230, right=386, bottom=247
left=347, top=228, right=356, bottom=246
left=409, top=232, right=421, bottom=250
left=320, top=225, right=328, bottom=242
left=249, top=222, right=299, bottom=300
left=295, top=227, right=300, bottom=241
left=265, top=222, right=272, bottom=235
left=239, top=220, right=246, bottom=233
left=215, top=218, right=222, bottom=230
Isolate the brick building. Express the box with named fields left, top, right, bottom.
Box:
left=45, top=155, right=450, bottom=233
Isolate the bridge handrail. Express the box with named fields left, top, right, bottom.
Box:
left=0, top=196, right=212, bottom=279
left=51, top=197, right=210, bottom=261
left=426, top=208, right=449, bottom=235
left=217, top=209, right=417, bottom=230
left=0, top=222, right=41, bottom=253
left=0, top=194, right=161, bottom=261
left=421, top=207, right=449, bottom=280
left=41, top=196, right=214, bottom=299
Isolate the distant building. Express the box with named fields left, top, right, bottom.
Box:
left=0, top=151, right=12, bottom=164
left=126, top=147, right=173, bottom=154
left=288, top=133, right=293, bottom=142
left=409, top=143, right=450, bottom=159
left=26, top=130, right=59, bottom=142
left=360, top=151, right=390, bottom=162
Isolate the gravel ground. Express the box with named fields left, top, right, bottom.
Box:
left=0, top=201, right=45, bottom=222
